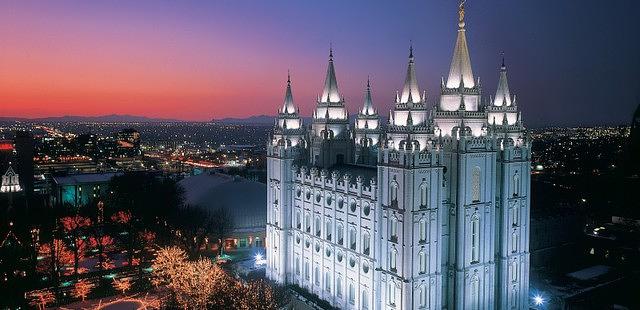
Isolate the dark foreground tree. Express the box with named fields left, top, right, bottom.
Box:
left=210, top=207, right=234, bottom=256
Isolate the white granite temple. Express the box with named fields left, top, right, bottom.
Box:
left=266, top=2, right=531, bottom=309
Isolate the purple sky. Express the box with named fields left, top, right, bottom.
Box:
left=0, top=0, right=638, bottom=127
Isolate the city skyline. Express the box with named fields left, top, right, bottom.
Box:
left=1, top=0, right=638, bottom=127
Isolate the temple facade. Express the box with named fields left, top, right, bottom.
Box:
left=266, top=3, right=531, bottom=309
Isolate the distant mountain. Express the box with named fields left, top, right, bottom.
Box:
left=215, top=115, right=276, bottom=125
left=0, top=114, right=183, bottom=123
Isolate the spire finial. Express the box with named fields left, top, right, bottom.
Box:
left=367, top=75, right=371, bottom=89
left=329, top=42, right=333, bottom=60
left=287, top=70, right=291, bottom=84
left=500, top=51, right=506, bottom=69
left=409, top=40, right=414, bottom=59
left=458, top=0, right=466, bottom=29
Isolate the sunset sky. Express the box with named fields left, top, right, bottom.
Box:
left=0, top=0, right=638, bottom=126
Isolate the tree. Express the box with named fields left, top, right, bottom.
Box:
left=28, top=290, right=55, bottom=310
left=112, top=277, right=132, bottom=294
left=88, top=234, right=114, bottom=271
left=171, top=206, right=214, bottom=258
left=236, top=280, right=286, bottom=310
left=71, top=279, right=94, bottom=301
left=172, top=259, right=219, bottom=309
left=60, top=215, right=91, bottom=276
left=151, top=246, right=187, bottom=286
left=210, top=207, right=234, bottom=256
left=110, top=210, right=139, bottom=267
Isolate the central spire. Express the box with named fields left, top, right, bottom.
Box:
left=320, top=46, right=341, bottom=103
left=400, top=43, right=421, bottom=104
left=446, top=0, right=475, bottom=89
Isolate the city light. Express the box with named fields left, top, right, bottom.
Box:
left=533, top=295, right=545, bottom=306
left=254, top=253, right=266, bottom=266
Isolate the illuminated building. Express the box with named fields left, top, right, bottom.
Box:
left=51, top=173, right=120, bottom=208
left=266, top=3, right=531, bottom=309
left=117, top=128, right=141, bottom=157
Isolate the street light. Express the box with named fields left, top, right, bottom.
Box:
left=254, top=253, right=266, bottom=267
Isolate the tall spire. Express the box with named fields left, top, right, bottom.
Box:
left=320, top=45, right=341, bottom=103
left=361, top=77, right=376, bottom=115
left=493, top=52, right=512, bottom=106
left=400, top=43, right=421, bottom=103
left=446, top=0, right=475, bottom=89
left=281, top=71, right=296, bottom=114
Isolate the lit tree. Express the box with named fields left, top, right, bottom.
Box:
left=236, top=280, right=283, bottom=310
left=36, top=240, right=74, bottom=277
left=110, top=210, right=132, bottom=224
left=71, top=279, right=94, bottom=301
left=28, top=290, right=55, bottom=310
left=113, top=277, right=132, bottom=294
left=89, top=234, right=114, bottom=271
left=60, top=215, right=92, bottom=276
left=151, top=246, right=187, bottom=286
left=172, top=259, right=218, bottom=309
left=111, top=210, right=140, bottom=268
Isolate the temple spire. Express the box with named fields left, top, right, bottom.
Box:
left=281, top=71, right=296, bottom=114
left=446, top=0, right=475, bottom=89
left=493, top=52, right=512, bottom=106
left=321, top=45, right=340, bottom=103
left=400, top=43, right=421, bottom=104
left=361, top=77, right=375, bottom=115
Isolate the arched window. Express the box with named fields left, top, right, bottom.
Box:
left=315, top=216, right=321, bottom=237
left=304, top=260, right=309, bottom=280
left=471, top=214, right=480, bottom=263
left=390, top=181, right=399, bottom=206
left=511, top=287, right=518, bottom=308
left=511, top=232, right=518, bottom=253
left=419, top=285, right=428, bottom=308
left=336, top=276, right=343, bottom=298
left=325, top=271, right=331, bottom=292
left=471, top=275, right=480, bottom=310
left=314, top=266, right=320, bottom=285
left=390, top=217, right=398, bottom=241
left=295, top=256, right=300, bottom=275
left=362, top=232, right=371, bottom=255
left=272, top=184, right=279, bottom=204
left=419, top=250, right=427, bottom=274
left=273, top=207, right=279, bottom=226
left=419, top=219, right=427, bottom=242
left=512, top=204, right=519, bottom=227
left=362, top=289, right=369, bottom=310
left=305, top=213, right=311, bottom=233
left=295, top=211, right=301, bottom=229
left=513, top=171, right=520, bottom=197
left=389, top=248, right=398, bottom=272
left=325, top=219, right=332, bottom=241
left=472, top=166, right=481, bottom=202
left=337, top=224, right=344, bottom=245
left=420, top=182, right=428, bottom=208
left=388, top=281, right=396, bottom=305
left=511, top=260, right=518, bottom=282
left=348, top=282, right=356, bottom=305
left=349, top=227, right=357, bottom=250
